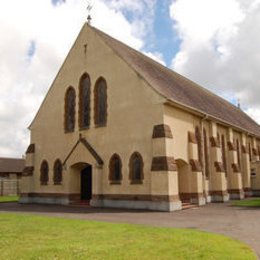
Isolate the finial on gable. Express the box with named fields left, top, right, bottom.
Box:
left=86, top=0, right=93, bottom=25
left=237, top=99, right=241, bottom=109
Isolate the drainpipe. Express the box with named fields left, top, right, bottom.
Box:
left=200, top=114, right=208, bottom=202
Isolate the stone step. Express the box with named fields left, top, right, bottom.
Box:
left=182, top=203, right=197, bottom=210
left=69, top=200, right=91, bottom=207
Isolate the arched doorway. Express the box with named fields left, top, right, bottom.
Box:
left=81, top=165, right=92, bottom=200
left=176, top=159, right=190, bottom=202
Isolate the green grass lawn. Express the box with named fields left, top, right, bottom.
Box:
left=232, top=199, right=260, bottom=207
left=0, top=213, right=256, bottom=260
left=0, top=196, right=19, bottom=203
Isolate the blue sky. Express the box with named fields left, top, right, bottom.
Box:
left=0, top=0, right=260, bottom=157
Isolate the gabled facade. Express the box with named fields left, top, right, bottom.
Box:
left=20, top=23, right=260, bottom=211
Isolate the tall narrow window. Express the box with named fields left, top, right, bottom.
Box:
left=221, top=135, right=227, bottom=175
left=236, top=139, right=241, bottom=167
left=249, top=142, right=252, bottom=162
left=79, top=73, right=90, bottom=128
left=94, top=78, right=107, bottom=126
left=109, top=154, right=122, bottom=183
left=53, top=159, right=62, bottom=185
left=203, top=128, right=210, bottom=178
left=129, top=152, right=144, bottom=183
left=64, top=87, right=75, bottom=132
left=195, top=126, right=202, bottom=166
left=40, top=160, right=49, bottom=185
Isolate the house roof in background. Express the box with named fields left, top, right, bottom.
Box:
left=0, top=157, right=25, bottom=173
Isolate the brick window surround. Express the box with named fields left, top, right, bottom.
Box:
left=53, top=159, right=62, bottom=185
left=94, top=77, right=107, bottom=127
left=78, top=73, right=91, bottom=129
left=64, top=86, right=76, bottom=132
left=40, top=160, right=49, bottom=185
left=109, top=154, right=122, bottom=184
left=129, top=152, right=144, bottom=184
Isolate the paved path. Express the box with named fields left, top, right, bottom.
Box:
left=1, top=200, right=260, bottom=259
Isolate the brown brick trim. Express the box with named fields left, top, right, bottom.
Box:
left=151, top=156, right=177, bottom=171
left=63, top=136, right=104, bottom=166
left=26, top=144, right=35, bottom=154
left=242, top=145, right=249, bottom=154
left=20, top=193, right=80, bottom=200
left=109, top=153, right=122, bottom=182
left=232, top=163, right=240, bottom=173
left=214, top=161, right=225, bottom=172
left=128, top=152, right=144, bottom=181
left=78, top=73, right=91, bottom=129
left=228, top=189, right=243, bottom=194
left=210, top=137, right=220, bottom=147
left=92, top=194, right=180, bottom=202
left=179, top=192, right=204, bottom=201
left=94, top=77, right=107, bottom=127
left=252, top=148, right=258, bottom=156
left=64, top=86, right=76, bottom=132
left=227, top=141, right=236, bottom=151
left=188, top=131, right=197, bottom=144
left=152, top=124, right=173, bottom=138
left=40, top=160, right=49, bottom=185
left=243, top=187, right=251, bottom=192
left=80, top=137, right=104, bottom=165
left=22, top=166, right=34, bottom=176
left=189, top=159, right=202, bottom=172
left=209, top=190, right=228, bottom=196
left=53, top=159, right=62, bottom=185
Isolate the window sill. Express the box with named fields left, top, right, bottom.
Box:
left=110, top=181, right=121, bottom=185
left=130, top=180, right=143, bottom=185
left=79, top=126, right=90, bottom=131
left=95, top=124, right=106, bottom=128
left=64, top=129, right=75, bottom=134
left=54, top=182, right=62, bottom=185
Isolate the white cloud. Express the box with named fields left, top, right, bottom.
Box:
left=0, top=0, right=157, bottom=157
left=143, top=51, right=166, bottom=65
left=170, top=0, right=260, bottom=124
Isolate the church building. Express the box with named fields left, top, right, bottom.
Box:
left=20, top=23, right=260, bottom=211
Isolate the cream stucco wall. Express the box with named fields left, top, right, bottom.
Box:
left=24, top=24, right=166, bottom=197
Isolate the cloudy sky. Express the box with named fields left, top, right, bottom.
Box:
left=0, top=0, right=260, bottom=158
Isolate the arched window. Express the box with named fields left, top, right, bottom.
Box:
left=40, top=160, right=49, bottom=185
left=236, top=139, right=241, bottom=167
left=53, top=159, right=62, bottom=185
left=203, top=128, right=210, bottom=178
left=195, top=126, right=202, bottom=165
left=249, top=142, right=252, bottom=162
left=79, top=73, right=90, bottom=128
left=94, top=77, right=107, bottom=126
left=109, top=154, right=122, bottom=183
left=64, top=87, right=75, bottom=132
left=221, top=134, right=227, bottom=176
left=129, top=152, right=144, bottom=183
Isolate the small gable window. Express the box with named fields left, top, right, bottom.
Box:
left=94, top=77, right=107, bottom=126
left=53, top=159, right=62, bottom=185
left=129, top=152, right=144, bottom=184
left=40, top=160, right=49, bottom=185
left=65, top=87, right=75, bottom=132
left=79, top=73, right=91, bottom=128
left=109, top=154, right=122, bottom=183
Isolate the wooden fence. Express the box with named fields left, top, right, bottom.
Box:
left=0, top=179, right=20, bottom=196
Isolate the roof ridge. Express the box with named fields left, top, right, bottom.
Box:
left=91, top=27, right=252, bottom=117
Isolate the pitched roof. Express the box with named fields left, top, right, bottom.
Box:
left=92, top=26, right=260, bottom=137
left=0, top=157, right=25, bottom=173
